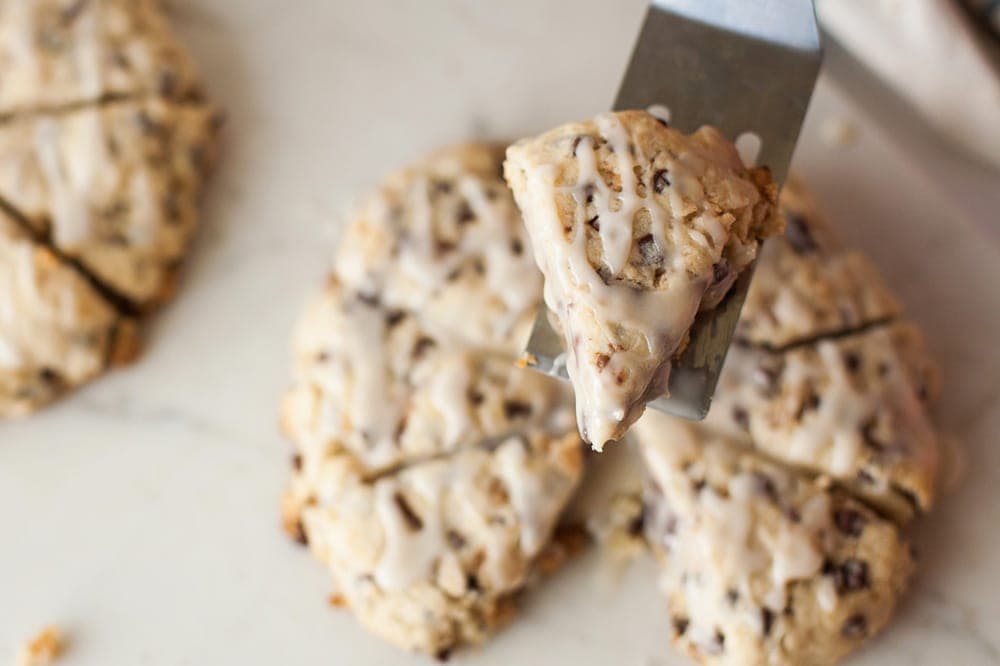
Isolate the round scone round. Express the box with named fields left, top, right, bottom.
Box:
left=335, top=143, right=541, bottom=355
left=0, top=0, right=219, bottom=416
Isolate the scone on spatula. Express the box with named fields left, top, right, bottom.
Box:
left=505, top=110, right=782, bottom=449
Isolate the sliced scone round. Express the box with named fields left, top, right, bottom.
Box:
left=637, top=414, right=915, bottom=666
left=0, top=209, right=135, bottom=417
left=708, top=322, right=940, bottom=520
left=335, top=142, right=541, bottom=355
left=0, top=97, right=222, bottom=308
left=0, top=0, right=203, bottom=116
left=504, top=110, right=782, bottom=448
left=284, top=431, right=583, bottom=658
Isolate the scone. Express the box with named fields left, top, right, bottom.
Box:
left=708, top=322, right=940, bottom=520
left=0, top=0, right=203, bottom=116
left=281, top=276, right=574, bottom=477
left=0, top=209, right=135, bottom=417
left=737, top=179, right=902, bottom=349
left=336, top=143, right=541, bottom=355
left=637, top=414, right=915, bottom=666
left=284, top=431, right=583, bottom=659
left=0, top=97, right=222, bottom=308
left=505, top=110, right=782, bottom=448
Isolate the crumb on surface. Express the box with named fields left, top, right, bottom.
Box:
left=16, top=626, right=64, bottom=666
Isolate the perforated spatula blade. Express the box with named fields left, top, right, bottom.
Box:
left=521, top=0, right=821, bottom=420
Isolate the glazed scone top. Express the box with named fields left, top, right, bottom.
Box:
left=505, top=110, right=780, bottom=448
left=637, top=415, right=915, bottom=665
left=283, top=277, right=574, bottom=476
left=336, top=143, right=541, bottom=354
left=0, top=0, right=202, bottom=116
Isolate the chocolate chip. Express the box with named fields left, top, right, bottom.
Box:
left=726, top=589, right=739, bottom=605
left=467, top=389, right=485, bottom=406
left=456, top=202, right=475, bottom=225
left=627, top=507, right=645, bottom=536
left=834, top=509, right=867, bottom=537
left=712, top=261, right=730, bottom=284
left=583, top=183, right=596, bottom=204
left=291, top=454, right=303, bottom=471
left=784, top=213, right=817, bottom=253
left=503, top=400, right=532, bottom=419
left=595, top=353, right=610, bottom=370
left=707, top=631, right=726, bottom=654
left=586, top=215, right=600, bottom=231
left=732, top=406, right=750, bottom=430
left=672, top=616, right=689, bottom=636
left=39, top=368, right=59, bottom=385
left=637, top=234, right=662, bottom=265
left=511, top=238, right=524, bottom=255
left=843, top=352, right=861, bottom=373
left=692, top=478, right=706, bottom=493
left=841, top=614, right=868, bottom=639
left=653, top=169, right=671, bottom=194
left=826, top=558, right=870, bottom=594
left=385, top=310, right=406, bottom=328
left=435, top=239, right=457, bottom=254
left=761, top=608, right=774, bottom=636
left=446, top=530, right=466, bottom=549
left=435, top=647, right=453, bottom=662
left=412, top=336, right=436, bottom=359
left=394, top=492, right=423, bottom=530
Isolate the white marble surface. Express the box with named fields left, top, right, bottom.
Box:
left=1, top=1, right=998, bottom=664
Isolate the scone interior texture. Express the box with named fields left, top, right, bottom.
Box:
left=505, top=110, right=782, bottom=449
left=0, top=0, right=219, bottom=416
left=637, top=414, right=915, bottom=666
left=282, top=143, right=584, bottom=658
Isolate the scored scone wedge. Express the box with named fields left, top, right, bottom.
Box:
left=707, top=322, right=940, bottom=521
left=0, top=0, right=204, bottom=116
left=0, top=97, right=222, bottom=308
left=636, top=414, right=914, bottom=666
left=737, top=178, right=902, bottom=349
left=336, top=143, right=542, bottom=355
left=0, top=209, right=135, bottom=417
left=281, top=276, right=574, bottom=478
left=284, top=431, right=583, bottom=659
left=505, top=110, right=782, bottom=449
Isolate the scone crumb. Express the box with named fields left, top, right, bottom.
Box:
left=15, top=626, right=65, bottom=666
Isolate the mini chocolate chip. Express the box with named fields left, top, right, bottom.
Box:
left=712, top=261, right=730, bottom=284
left=446, top=530, right=466, bottom=549
left=834, top=509, right=867, bottom=537
left=653, top=169, right=671, bottom=194
left=829, top=558, right=870, bottom=594
left=466, top=573, right=481, bottom=591
left=784, top=213, right=817, bottom=253
left=385, top=310, right=406, bottom=328
left=435, top=647, right=453, bottom=662
left=456, top=202, right=475, bottom=225
left=786, top=508, right=801, bottom=523
left=511, top=238, right=524, bottom=255
left=595, top=353, right=610, bottom=370
left=627, top=507, right=645, bottom=536
left=692, top=478, right=706, bottom=493
left=467, top=389, right=485, bottom=405
left=761, top=608, right=774, bottom=636
left=732, top=406, right=750, bottom=430
left=841, top=614, right=868, bottom=639
left=583, top=183, right=595, bottom=204
left=394, top=493, right=423, bottom=530
left=291, top=454, right=303, bottom=471
left=39, top=368, right=59, bottom=385
left=586, top=215, right=600, bottom=231
left=503, top=400, right=532, bottom=419
left=708, top=631, right=726, bottom=654
left=726, top=589, right=739, bottom=605
left=413, top=336, right=436, bottom=359
left=672, top=617, right=689, bottom=636
left=843, top=352, right=861, bottom=373
left=435, top=239, right=457, bottom=254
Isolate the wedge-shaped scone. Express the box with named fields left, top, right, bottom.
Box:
left=0, top=97, right=221, bottom=307
left=336, top=143, right=542, bottom=355
left=0, top=0, right=203, bottom=116
left=284, top=431, right=583, bottom=658
left=0, top=210, right=135, bottom=417
left=737, top=179, right=902, bottom=349
left=637, top=415, right=914, bottom=666
left=281, top=276, right=574, bottom=477
left=505, top=110, right=781, bottom=448
left=707, top=323, right=940, bottom=520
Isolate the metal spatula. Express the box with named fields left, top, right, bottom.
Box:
left=520, top=0, right=822, bottom=420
